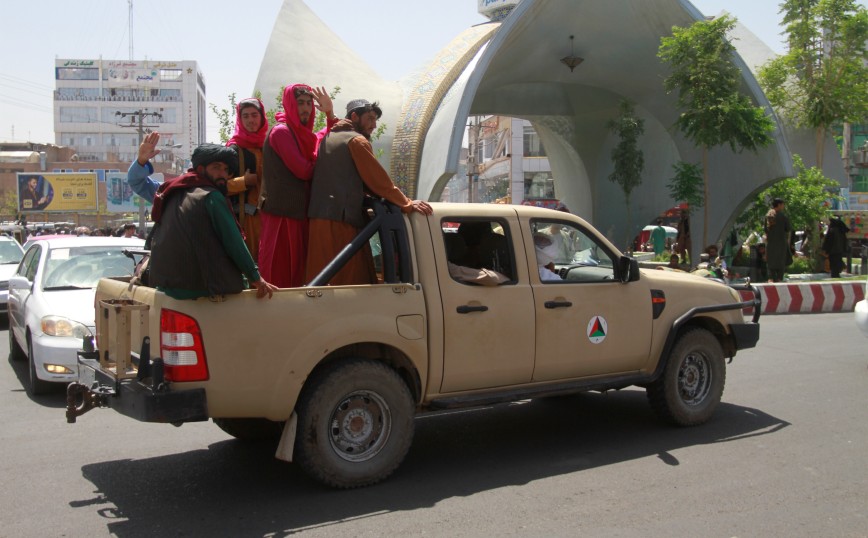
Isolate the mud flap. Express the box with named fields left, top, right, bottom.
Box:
left=275, top=411, right=298, bottom=462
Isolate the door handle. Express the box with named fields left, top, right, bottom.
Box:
left=544, top=300, right=573, bottom=309
left=457, top=305, right=489, bottom=314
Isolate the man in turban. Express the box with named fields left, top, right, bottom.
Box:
left=148, top=143, right=277, bottom=300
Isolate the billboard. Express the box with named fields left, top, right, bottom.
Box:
left=17, top=173, right=98, bottom=212
left=105, top=171, right=162, bottom=213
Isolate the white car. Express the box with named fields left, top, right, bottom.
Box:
left=856, top=275, right=868, bottom=337
left=8, top=236, right=145, bottom=395
left=0, top=235, right=25, bottom=307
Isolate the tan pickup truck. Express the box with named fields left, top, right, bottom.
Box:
left=67, top=200, right=760, bottom=488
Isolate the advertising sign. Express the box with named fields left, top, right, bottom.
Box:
left=17, top=173, right=98, bottom=212
left=105, top=171, right=161, bottom=213
left=107, top=67, right=159, bottom=88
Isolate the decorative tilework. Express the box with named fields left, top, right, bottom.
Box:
left=390, top=24, right=500, bottom=197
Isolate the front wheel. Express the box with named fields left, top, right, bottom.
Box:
left=647, top=328, right=725, bottom=426
left=294, top=359, right=415, bottom=489
left=27, top=337, right=53, bottom=396
left=8, top=323, right=25, bottom=362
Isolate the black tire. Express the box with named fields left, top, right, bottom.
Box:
left=213, top=418, right=283, bottom=442
left=27, top=337, right=53, bottom=396
left=647, top=328, right=725, bottom=426
left=8, top=324, right=25, bottom=362
left=294, top=359, right=415, bottom=489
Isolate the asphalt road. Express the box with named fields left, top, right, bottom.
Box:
left=1, top=314, right=865, bottom=537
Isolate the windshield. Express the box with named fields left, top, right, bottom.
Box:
left=0, top=241, right=24, bottom=265
left=42, top=246, right=137, bottom=290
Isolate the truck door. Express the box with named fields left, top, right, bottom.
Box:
left=436, top=214, right=535, bottom=393
left=526, top=217, right=652, bottom=381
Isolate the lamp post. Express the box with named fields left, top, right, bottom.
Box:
left=116, top=108, right=162, bottom=233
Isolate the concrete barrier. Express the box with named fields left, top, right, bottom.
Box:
left=739, top=281, right=865, bottom=315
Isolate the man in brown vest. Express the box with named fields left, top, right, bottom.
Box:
left=306, top=99, right=433, bottom=285
left=148, top=144, right=277, bottom=300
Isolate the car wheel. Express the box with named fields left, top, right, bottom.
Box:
left=8, top=323, right=25, bottom=362
left=213, top=418, right=283, bottom=442
left=294, top=359, right=415, bottom=489
left=27, top=337, right=53, bottom=396
left=647, top=328, right=725, bottom=426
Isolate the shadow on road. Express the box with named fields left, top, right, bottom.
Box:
left=74, top=390, right=789, bottom=537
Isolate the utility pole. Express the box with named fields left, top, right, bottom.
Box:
left=116, top=109, right=162, bottom=234
left=467, top=116, right=480, bottom=203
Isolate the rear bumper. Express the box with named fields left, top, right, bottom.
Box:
left=69, top=355, right=208, bottom=424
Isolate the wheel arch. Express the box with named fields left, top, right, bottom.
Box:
left=651, top=314, right=733, bottom=383
left=302, top=342, right=423, bottom=405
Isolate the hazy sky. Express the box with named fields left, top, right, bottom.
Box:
left=0, top=0, right=849, bottom=145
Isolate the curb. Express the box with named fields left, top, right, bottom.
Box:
left=738, top=281, right=865, bottom=315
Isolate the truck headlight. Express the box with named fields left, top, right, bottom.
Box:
left=41, top=316, right=92, bottom=339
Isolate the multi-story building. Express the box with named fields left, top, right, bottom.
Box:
left=442, top=116, right=553, bottom=206
left=53, top=58, right=205, bottom=166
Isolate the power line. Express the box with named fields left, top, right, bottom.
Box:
left=0, top=73, right=54, bottom=94
left=0, top=95, right=53, bottom=114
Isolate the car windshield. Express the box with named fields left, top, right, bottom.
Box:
left=42, top=246, right=137, bottom=290
left=0, top=241, right=24, bottom=265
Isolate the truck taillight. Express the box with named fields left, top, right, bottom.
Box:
left=160, top=309, right=209, bottom=382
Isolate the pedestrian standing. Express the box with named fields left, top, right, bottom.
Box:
left=821, top=216, right=850, bottom=278
left=764, top=198, right=792, bottom=282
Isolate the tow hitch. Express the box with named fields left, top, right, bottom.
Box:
left=66, top=382, right=113, bottom=423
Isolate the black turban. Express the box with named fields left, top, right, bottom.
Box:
left=191, top=144, right=238, bottom=177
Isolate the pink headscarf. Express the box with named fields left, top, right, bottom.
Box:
left=226, top=97, right=268, bottom=149
left=275, top=84, right=318, bottom=161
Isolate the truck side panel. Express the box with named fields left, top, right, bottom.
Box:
left=95, top=279, right=429, bottom=421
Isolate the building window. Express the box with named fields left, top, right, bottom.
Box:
left=59, top=107, right=98, bottom=123
left=57, top=87, right=100, bottom=99
left=525, top=172, right=554, bottom=199
left=523, top=126, right=546, bottom=157
left=56, top=67, right=99, bottom=80
left=160, top=69, right=182, bottom=81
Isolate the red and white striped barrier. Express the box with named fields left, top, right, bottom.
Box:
left=739, top=281, right=866, bottom=315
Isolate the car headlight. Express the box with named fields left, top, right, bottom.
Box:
left=41, top=316, right=92, bottom=338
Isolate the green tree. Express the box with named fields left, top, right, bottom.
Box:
left=658, top=14, right=776, bottom=250
left=738, top=154, right=840, bottom=269
left=606, top=99, right=645, bottom=250
left=209, top=86, right=342, bottom=144
left=667, top=160, right=704, bottom=212
left=758, top=0, right=868, bottom=168
left=208, top=93, right=237, bottom=144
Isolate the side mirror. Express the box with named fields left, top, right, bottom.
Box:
left=8, top=275, right=31, bottom=291
left=618, top=256, right=640, bottom=283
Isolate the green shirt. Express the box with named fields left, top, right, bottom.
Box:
left=159, top=191, right=260, bottom=300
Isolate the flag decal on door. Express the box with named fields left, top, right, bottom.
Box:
left=587, top=316, right=608, bottom=344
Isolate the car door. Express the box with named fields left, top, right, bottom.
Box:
left=437, top=212, right=536, bottom=393
left=527, top=217, right=652, bottom=381
left=9, top=245, right=41, bottom=344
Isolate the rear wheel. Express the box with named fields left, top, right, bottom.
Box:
left=213, top=418, right=283, bottom=442
left=27, top=337, right=53, bottom=396
left=647, top=328, right=725, bottom=426
left=294, top=359, right=415, bottom=489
